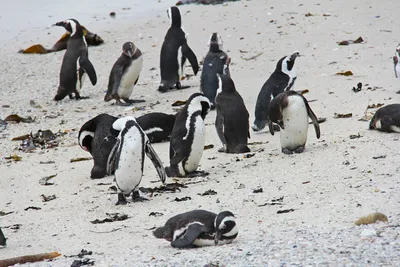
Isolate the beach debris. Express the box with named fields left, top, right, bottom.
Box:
left=149, top=212, right=164, bottom=217
left=109, top=12, right=116, bottom=18
left=236, top=183, right=245, bottom=189
left=4, top=224, right=21, bottom=230
left=277, top=209, right=295, bottom=214
left=367, top=103, right=384, bottom=109
left=109, top=185, right=118, bottom=192
left=185, top=170, right=209, bottom=178
left=171, top=100, right=187, bottom=107
left=241, top=52, right=263, bottom=61
left=0, top=228, right=6, bottom=246
left=302, top=181, right=311, bottom=184
left=70, top=157, right=93, bottom=163
left=24, top=206, right=42, bottom=211
left=5, top=114, right=35, bottom=123
left=352, top=82, right=362, bottom=92
left=176, top=0, right=240, bottom=5
left=71, top=258, right=95, bottom=267
left=40, top=161, right=55, bottom=164
left=337, top=37, right=364, bottom=46
left=349, top=133, right=362, bottom=139
left=355, top=212, right=389, bottom=226
left=12, top=130, right=66, bottom=152
left=334, top=113, right=352, bottom=118
left=29, top=100, right=42, bottom=109
left=39, top=174, right=57, bottom=186
left=305, top=12, right=314, bottom=17
left=204, top=262, right=223, bottom=267
left=90, top=213, right=129, bottom=224
left=372, top=155, right=386, bottom=159
left=359, top=110, right=374, bottom=122
left=0, top=252, right=61, bottom=266
left=139, top=182, right=187, bottom=195
left=19, top=25, right=103, bottom=54
left=243, top=153, right=255, bottom=159
left=252, top=187, right=263, bottom=193
left=41, top=194, right=56, bottom=202
left=204, top=144, right=214, bottom=150
left=335, top=71, right=353, bottom=76
left=198, top=189, right=217, bottom=196
left=173, top=196, right=191, bottom=202
left=67, top=249, right=93, bottom=258
left=258, top=196, right=284, bottom=207
left=0, top=211, right=14, bottom=216
left=4, top=154, right=22, bottom=162
left=248, top=141, right=268, bottom=145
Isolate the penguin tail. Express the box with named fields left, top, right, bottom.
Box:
left=91, top=166, right=107, bottom=179
left=54, top=88, right=69, bottom=101
left=235, top=144, right=250, bottom=154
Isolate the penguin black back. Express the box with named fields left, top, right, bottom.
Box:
left=136, top=112, right=177, bottom=143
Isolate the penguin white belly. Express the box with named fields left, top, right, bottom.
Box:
left=118, top=56, right=143, bottom=99
left=178, top=46, right=184, bottom=80
left=115, top=131, right=143, bottom=194
left=396, top=64, right=400, bottom=79
left=391, top=125, right=400, bottom=132
left=182, top=117, right=205, bottom=174
left=280, top=95, right=309, bottom=150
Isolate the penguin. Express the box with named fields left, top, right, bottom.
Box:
left=0, top=227, right=6, bottom=247
left=158, top=6, right=199, bottom=93
left=104, top=42, right=145, bottom=106
left=153, top=210, right=238, bottom=248
left=393, top=44, right=400, bottom=79
left=78, top=114, right=118, bottom=179
left=369, top=104, right=400, bottom=133
left=252, top=51, right=300, bottom=132
left=268, top=90, right=320, bottom=154
left=107, top=116, right=166, bottom=205
left=136, top=112, right=177, bottom=143
left=200, top=33, right=231, bottom=109
left=54, top=19, right=97, bottom=101
left=215, top=73, right=250, bottom=153
left=165, top=93, right=211, bottom=177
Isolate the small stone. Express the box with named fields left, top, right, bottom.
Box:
left=360, top=229, right=377, bottom=237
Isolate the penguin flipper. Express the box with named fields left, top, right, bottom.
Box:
left=79, top=57, right=97, bottom=85
left=110, top=65, right=125, bottom=97
left=107, top=138, right=120, bottom=175
left=171, top=223, right=207, bottom=248
left=302, top=96, right=321, bottom=139
left=268, top=119, right=275, bottom=136
left=145, top=141, right=166, bottom=184
left=181, top=42, right=199, bottom=75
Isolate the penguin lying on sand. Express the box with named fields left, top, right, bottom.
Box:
left=369, top=104, right=400, bottom=133
left=104, top=42, right=145, bottom=105
left=252, top=52, right=300, bottom=132
left=54, top=19, right=97, bottom=101
left=153, top=210, right=238, bottom=248
left=158, top=6, right=199, bottom=93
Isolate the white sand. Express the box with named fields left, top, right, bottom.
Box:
left=1, top=0, right=400, bottom=266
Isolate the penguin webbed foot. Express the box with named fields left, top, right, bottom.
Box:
left=132, top=190, right=149, bottom=202
left=116, top=193, right=128, bottom=205
left=282, top=148, right=294, bottom=155
left=76, top=96, right=90, bottom=100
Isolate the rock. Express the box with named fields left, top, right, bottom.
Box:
left=360, top=229, right=377, bottom=237
left=355, top=212, right=388, bottom=226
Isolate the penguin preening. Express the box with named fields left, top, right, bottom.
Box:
left=369, top=104, right=400, bottom=133
left=393, top=44, right=400, bottom=79
left=54, top=19, right=97, bottom=101
left=107, top=116, right=166, bottom=205
left=158, top=6, right=199, bottom=93
left=252, top=51, right=300, bottom=132
left=165, top=93, right=211, bottom=177
left=153, top=210, right=238, bottom=248
left=200, top=33, right=231, bottom=109
left=104, top=42, right=145, bottom=105
left=215, top=73, right=250, bottom=153
left=78, top=112, right=176, bottom=179
left=268, top=90, right=320, bottom=154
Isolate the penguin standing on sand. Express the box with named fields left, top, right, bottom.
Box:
left=153, top=210, right=238, bottom=248
left=393, top=44, right=400, bottom=79
left=54, top=19, right=97, bottom=101
left=200, top=33, right=230, bottom=109
left=158, top=6, right=199, bottom=93
left=104, top=42, right=145, bottom=105
left=268, top=90, right=320, bottom=154
left=369, top=104, right=400, bottom=133
left=252, top=52, right=300, bottom=132
left=165, top=93, right=211, bottom=177
left=215, top=74, right=250, bottom=153
left=107, top=116, right=166, bottom=205
left=78, top=114, right=118, bottom=179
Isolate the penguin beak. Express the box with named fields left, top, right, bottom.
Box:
left=54, top=21, right=66, bottom=27
left=290, top=52, right=300, bottom=61
left=214, top=230, right=222, bottom=245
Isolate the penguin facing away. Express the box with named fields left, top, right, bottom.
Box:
left=153, top=210, right=238, bottom=248
left=54, top=19, right=97, bottom=101
left=78, top=113, right=118, bottom=179
left=215, top=73, right=250, bottom=153
left=369, top=104, right=400, bottom=133
left=165, top=93, right=211, bottom=177
left=107, top=116, right=166, bottom=205
left=393, top=44, right=400, bottom=79
left=252, top=51, right=300, bottom=132
left=158, top=6, right=199, bottom=93
left=268, top=90, right=320, bottom=154
left=104, top=42, right=145, bottom=106
left=200, top=33, right=231, bottom=109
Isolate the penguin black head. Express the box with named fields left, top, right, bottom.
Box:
left=167, top=6, right=182, bottom=28
left=187, top=93, right=211, bottom=120
left=214, top=211, right=238, bottom=245
left=217, top=73, right=236, bottom=95
left=54, top=19, right=83, bottom=37
left=276, top=51, right=300, bottom=74
left=268, top=91, right=300, bottom=135
left=208, top=33, right=223, bottom=52
left=122, top=42, right=135, bottom=58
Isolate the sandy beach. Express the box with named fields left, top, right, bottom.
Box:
left=0, top=0, right=400, bottom=266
